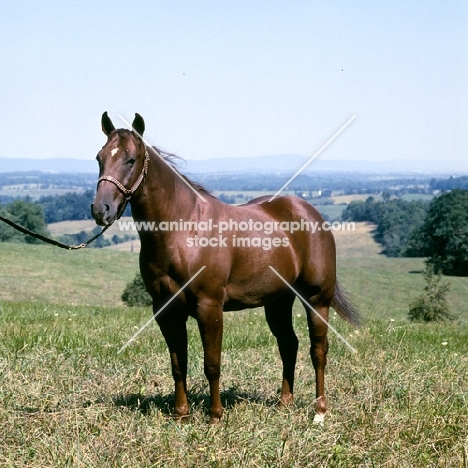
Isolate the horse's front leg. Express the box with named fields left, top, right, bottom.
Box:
left=156, top=307, right=189, bottom=419
left=196, top=301, right=224, bottom=423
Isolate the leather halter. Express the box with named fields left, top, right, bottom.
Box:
left=97, top=146, right=150, bottom=202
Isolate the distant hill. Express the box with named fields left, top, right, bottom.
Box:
left=0, top=154, right=466, bottom=175
left=182, top=155, right=465, bottom=175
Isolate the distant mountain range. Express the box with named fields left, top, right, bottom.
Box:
left=181, top=155, right=466, bottom=175
left=0, top=154, right=465, bottom=175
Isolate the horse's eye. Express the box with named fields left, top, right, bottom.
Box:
left=127, top=158, right=136, bottom=166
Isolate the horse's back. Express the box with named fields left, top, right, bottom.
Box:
left=245, top=194, right=325, bottom=222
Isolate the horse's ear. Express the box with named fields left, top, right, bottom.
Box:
left=101, top=112, right=115, bottom=136
left=132, top=113, right=145, bottom=137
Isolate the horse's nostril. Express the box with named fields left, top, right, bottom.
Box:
left=91, top=202, right=110, bottom=221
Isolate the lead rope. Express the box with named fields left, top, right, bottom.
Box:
left=0, top=214, right=112, bottom=250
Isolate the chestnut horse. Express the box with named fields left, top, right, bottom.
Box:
left=91, top=112, right=359, bottom=423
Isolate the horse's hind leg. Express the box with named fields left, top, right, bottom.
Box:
left=264, top=292, right=298, bottom=406
left=302, top=295, right=330, bottom=424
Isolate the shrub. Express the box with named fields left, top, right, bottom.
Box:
left=0, top=199, right=49, bottom=244
left=122, top=273, right=152, bottom=307
left=408, top=265, right=455, bottom=322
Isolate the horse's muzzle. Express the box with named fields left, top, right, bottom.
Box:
left=91, top=202, right=113, bottom=226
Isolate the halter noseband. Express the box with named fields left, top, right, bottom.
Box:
left=97, top=146, right=150, bottom=202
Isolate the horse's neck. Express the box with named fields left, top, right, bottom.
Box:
left=131, top=153, right=199, bottom=221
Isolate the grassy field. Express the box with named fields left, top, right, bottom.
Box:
left=47, top=217, right=137, bottom=242
left=400, top=193, right=434, bottom=202
left=331, top=194, right=379, bottom=204
left=314, top=204, right=346, bottom=222
left=0, top=243, right=138, bottom=306
left=0, top=227, right=467, bottom=467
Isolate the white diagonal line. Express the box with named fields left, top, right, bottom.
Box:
left=268, top=115, right=356, bottom=202
left=269, top=266, right=357, bottom=353
left=118, top=266, right=206, bottom=353
left=118, top=114, right=208, bottom=203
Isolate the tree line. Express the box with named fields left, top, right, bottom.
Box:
left=342, top=190, right=468, bottom=276
left=430, top=175, right=468, bottom=191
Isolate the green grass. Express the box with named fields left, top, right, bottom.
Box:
left=400, top=193, right=434, bottom=202
left=314, top=204, right=345, bottom=221
left=1, top=241, right=468, bottom=466
left=0, top=243, right=138, bottom=306
left=337, top=257, right=468, bottom=321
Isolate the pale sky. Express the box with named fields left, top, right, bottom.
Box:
left=0, top=1, right=467, bottom=171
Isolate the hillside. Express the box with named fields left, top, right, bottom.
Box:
left=0, top=243, right=138, bottom=306
left=1, top=235, right=467, bottom=321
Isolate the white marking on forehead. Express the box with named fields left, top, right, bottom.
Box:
left=110, top=148, right=119, bottom=157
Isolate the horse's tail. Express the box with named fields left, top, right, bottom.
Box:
left=331, top=280, right=361, bottom=327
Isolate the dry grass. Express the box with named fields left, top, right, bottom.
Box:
left=47, top=217, right=134, bottom=241
left=333, top=222, right=381, bottom=258
left=0, top=302, right=467, bottom=467
left=1, top=240, right=468, bottom=466
left=332, top=194, right=382, bottom=204
left=48, top=218, right=141, bottom=252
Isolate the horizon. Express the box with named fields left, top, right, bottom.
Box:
left=0, top=153, right=467, bottom=177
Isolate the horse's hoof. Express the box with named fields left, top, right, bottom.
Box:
left=313, top=413, right=325, bottom=425
left=278, top=393, right=294, bottom=407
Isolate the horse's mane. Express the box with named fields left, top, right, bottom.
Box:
left=149, top=146, right=212, bottom=195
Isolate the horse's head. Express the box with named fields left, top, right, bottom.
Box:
left=91, top=112, right=148, bottom=226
